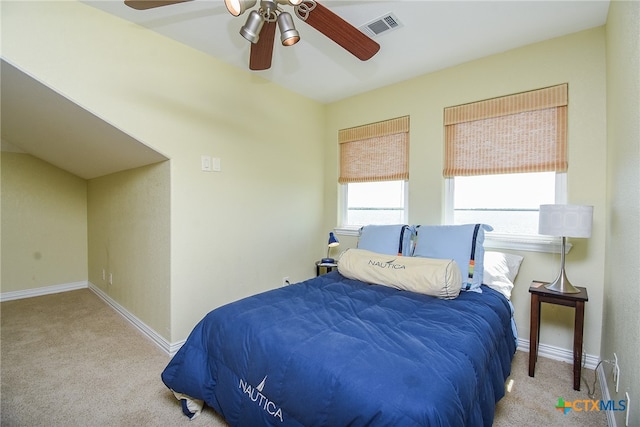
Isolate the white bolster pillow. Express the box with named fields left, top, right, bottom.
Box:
left=338, top=248, right=462, bottom=300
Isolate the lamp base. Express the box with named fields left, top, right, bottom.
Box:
left=320, top=258, right=336, bottom=264
left=545, top=269, right=580, bottom=294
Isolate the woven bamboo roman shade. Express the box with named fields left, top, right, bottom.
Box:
left=443, top=84, right=568, bottom=177
left=339, top=116, right=409, bottom=184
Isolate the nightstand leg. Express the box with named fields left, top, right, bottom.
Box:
left=529, top=294, right=541, bottom=377
left=573, top=301, right=585, bottom=391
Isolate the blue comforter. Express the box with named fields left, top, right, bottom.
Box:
left=162, top=271, right=515, bottom=426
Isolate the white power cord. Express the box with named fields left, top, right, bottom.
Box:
left=582, top=355, right=615, bottom=399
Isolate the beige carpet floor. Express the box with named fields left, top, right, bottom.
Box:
left=1, top=289, right=607, bottom=426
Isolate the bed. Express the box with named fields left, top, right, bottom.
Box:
left=162, top=224, right=521, bottom=426
left=161, top=230, right=519, bottom=426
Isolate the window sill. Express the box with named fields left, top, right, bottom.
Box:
left=484, top=233, right=571, bottom=254
left=334, top=227, right=361, bottom=237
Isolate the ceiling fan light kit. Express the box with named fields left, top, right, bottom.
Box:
left=224, top=0, right=257, bottom=17
left=232, top=1, right=299, bottom=46
left=240, top=10, right=265, bottom=43
left=277, top=12, right=300, bottom=46
left=125, top=0, right=380, bottom=71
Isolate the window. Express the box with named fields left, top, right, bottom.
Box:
left=446, top=172, right=566, bottom=235
left=343, top=180, right=407, bottom=227
left=443, top=84, right=568, bottom=247
left=338, top=116, right=409, bottom=229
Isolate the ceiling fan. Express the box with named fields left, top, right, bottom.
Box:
left=124, top=0, right=380, bottom=71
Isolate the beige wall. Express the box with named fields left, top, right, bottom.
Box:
left=2, top=1, right=326, bottom=341
left=603, top=1, right=640, bottom=426
left=0, top=147, right=172, bottom=338
left=5, top=4, right=636, bottom=397
left=325, top=28, right=608, bottom=358
left=87, top=162, right=171, bottom=339
left=1, top=151, right=87, bottom=291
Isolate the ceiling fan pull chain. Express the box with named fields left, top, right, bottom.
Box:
left=260, top=0, right=279, bottom=22
left=263, top=9, right=278, bottom=22
left=294, top=0, right=316, bottom=21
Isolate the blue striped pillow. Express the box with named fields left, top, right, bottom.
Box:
left=413, top=224, right=492, bottom=292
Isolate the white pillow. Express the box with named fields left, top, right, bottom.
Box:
left=482, top=251, right=524, bottom=299
left=338, top=248, right=462, bottom=300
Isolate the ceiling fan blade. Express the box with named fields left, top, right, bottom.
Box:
left=124, top=0, right=192, bottom=10
left=301, top=1, right=380, bottom=61
left=249, top=21, right=277, bottom=71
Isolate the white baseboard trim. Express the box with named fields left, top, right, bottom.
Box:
left=517, top=338, right=599, bottom=370
left=0, top=281, right=88, bottom=302
left=87, top=282, right=175, bottom=356
left=169, top=339, right=186, bottom=356
left=598, top=362, right=617, bottom=427
left=1, top=281, right=186, bottom=357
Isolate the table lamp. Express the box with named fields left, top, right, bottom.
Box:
left=538, top=204, right=593, bottom=293
left=321, top=232, right=340, bottom=264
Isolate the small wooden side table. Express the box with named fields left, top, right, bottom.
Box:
left=528, top=281, right=588, bottom=391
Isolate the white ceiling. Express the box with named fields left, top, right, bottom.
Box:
left=1, top=1, right=610, bottom=179
left=86, top=0, right=610, bottom=104
left=1, top=60, right=168, bottom=179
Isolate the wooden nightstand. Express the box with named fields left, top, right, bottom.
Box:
left=528, top=281, right=588, bottom=391
left=316, top=261, right=338, bottom=276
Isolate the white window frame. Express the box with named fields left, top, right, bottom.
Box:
left=444, top=172, right=567, bottom=253
left=336, top=181, right=409, bottom=236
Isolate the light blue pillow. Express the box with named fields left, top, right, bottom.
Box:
left=413, top=224, right=493, bottom=292
left=357, top=225, right=415, bottom=256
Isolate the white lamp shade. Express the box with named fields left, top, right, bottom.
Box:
left=538, top=204, right=593, bottom=238
left=225, top=0, right=256, bottom=16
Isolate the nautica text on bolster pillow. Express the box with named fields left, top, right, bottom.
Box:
left=368, top=259, right=406, bottom=269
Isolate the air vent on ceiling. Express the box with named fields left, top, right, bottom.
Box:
left=359, top=13, right=403, bottom=38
